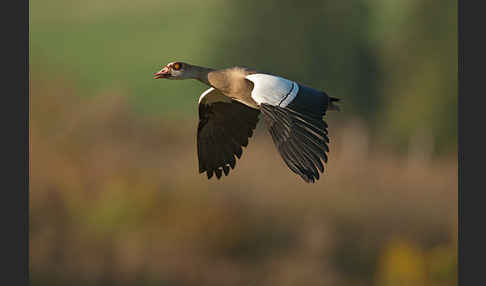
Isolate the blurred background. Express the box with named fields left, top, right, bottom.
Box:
left=30, top=0, right=457, bottom=285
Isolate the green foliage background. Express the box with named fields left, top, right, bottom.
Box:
left=30, top=0, right=457, bottom=154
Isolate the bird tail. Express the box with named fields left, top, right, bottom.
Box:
left=328, top=96, right=341, bottom=112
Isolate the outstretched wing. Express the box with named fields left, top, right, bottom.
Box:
left=245, top=73, right=333, bottom=183
left=197, top=88, right=261, bottom=179
left=260, top=103, right=330, bottom=183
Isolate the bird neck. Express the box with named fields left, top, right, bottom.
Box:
left=188, top=65, right=215, bottom=86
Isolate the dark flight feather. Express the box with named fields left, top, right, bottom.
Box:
left=197, top=99, right=260, bottom=180
left=260, top=101, right=332, bottom=183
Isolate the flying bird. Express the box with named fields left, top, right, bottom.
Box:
left=153, top=62, right=340, bottom=183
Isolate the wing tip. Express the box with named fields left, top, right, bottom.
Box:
left=261, top=103, right=332, bottom=184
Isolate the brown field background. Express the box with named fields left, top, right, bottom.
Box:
left=30, top=77, right=456, bottom=286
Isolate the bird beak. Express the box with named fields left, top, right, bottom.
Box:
left=153, top=66, right=171, bottom=79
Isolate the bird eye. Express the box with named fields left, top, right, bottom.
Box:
left=173, top=63, right=181, bottom=70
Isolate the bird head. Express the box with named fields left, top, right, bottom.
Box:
left=153, top=62, right=191, bottom=80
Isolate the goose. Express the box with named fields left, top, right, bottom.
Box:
left=153, top=62, right=340, bottom=183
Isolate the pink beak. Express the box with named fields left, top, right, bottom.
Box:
left=153, top=66, right=171, bottom=79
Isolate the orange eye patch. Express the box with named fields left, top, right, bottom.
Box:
left=173, top=63, right=181, bottom=70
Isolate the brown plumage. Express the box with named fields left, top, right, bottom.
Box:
left=206, top=66, right=260, bottom=108
left=154, top=61, right=340, bottom=183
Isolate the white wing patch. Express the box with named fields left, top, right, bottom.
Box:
left=198, top=87, right=232, bottom=105
left=246, top=73, right=299, bottom=108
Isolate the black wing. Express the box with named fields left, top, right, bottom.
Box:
left=260, top=103, right=330, bottom=183
left=197, top=88, right=260, bottom=179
